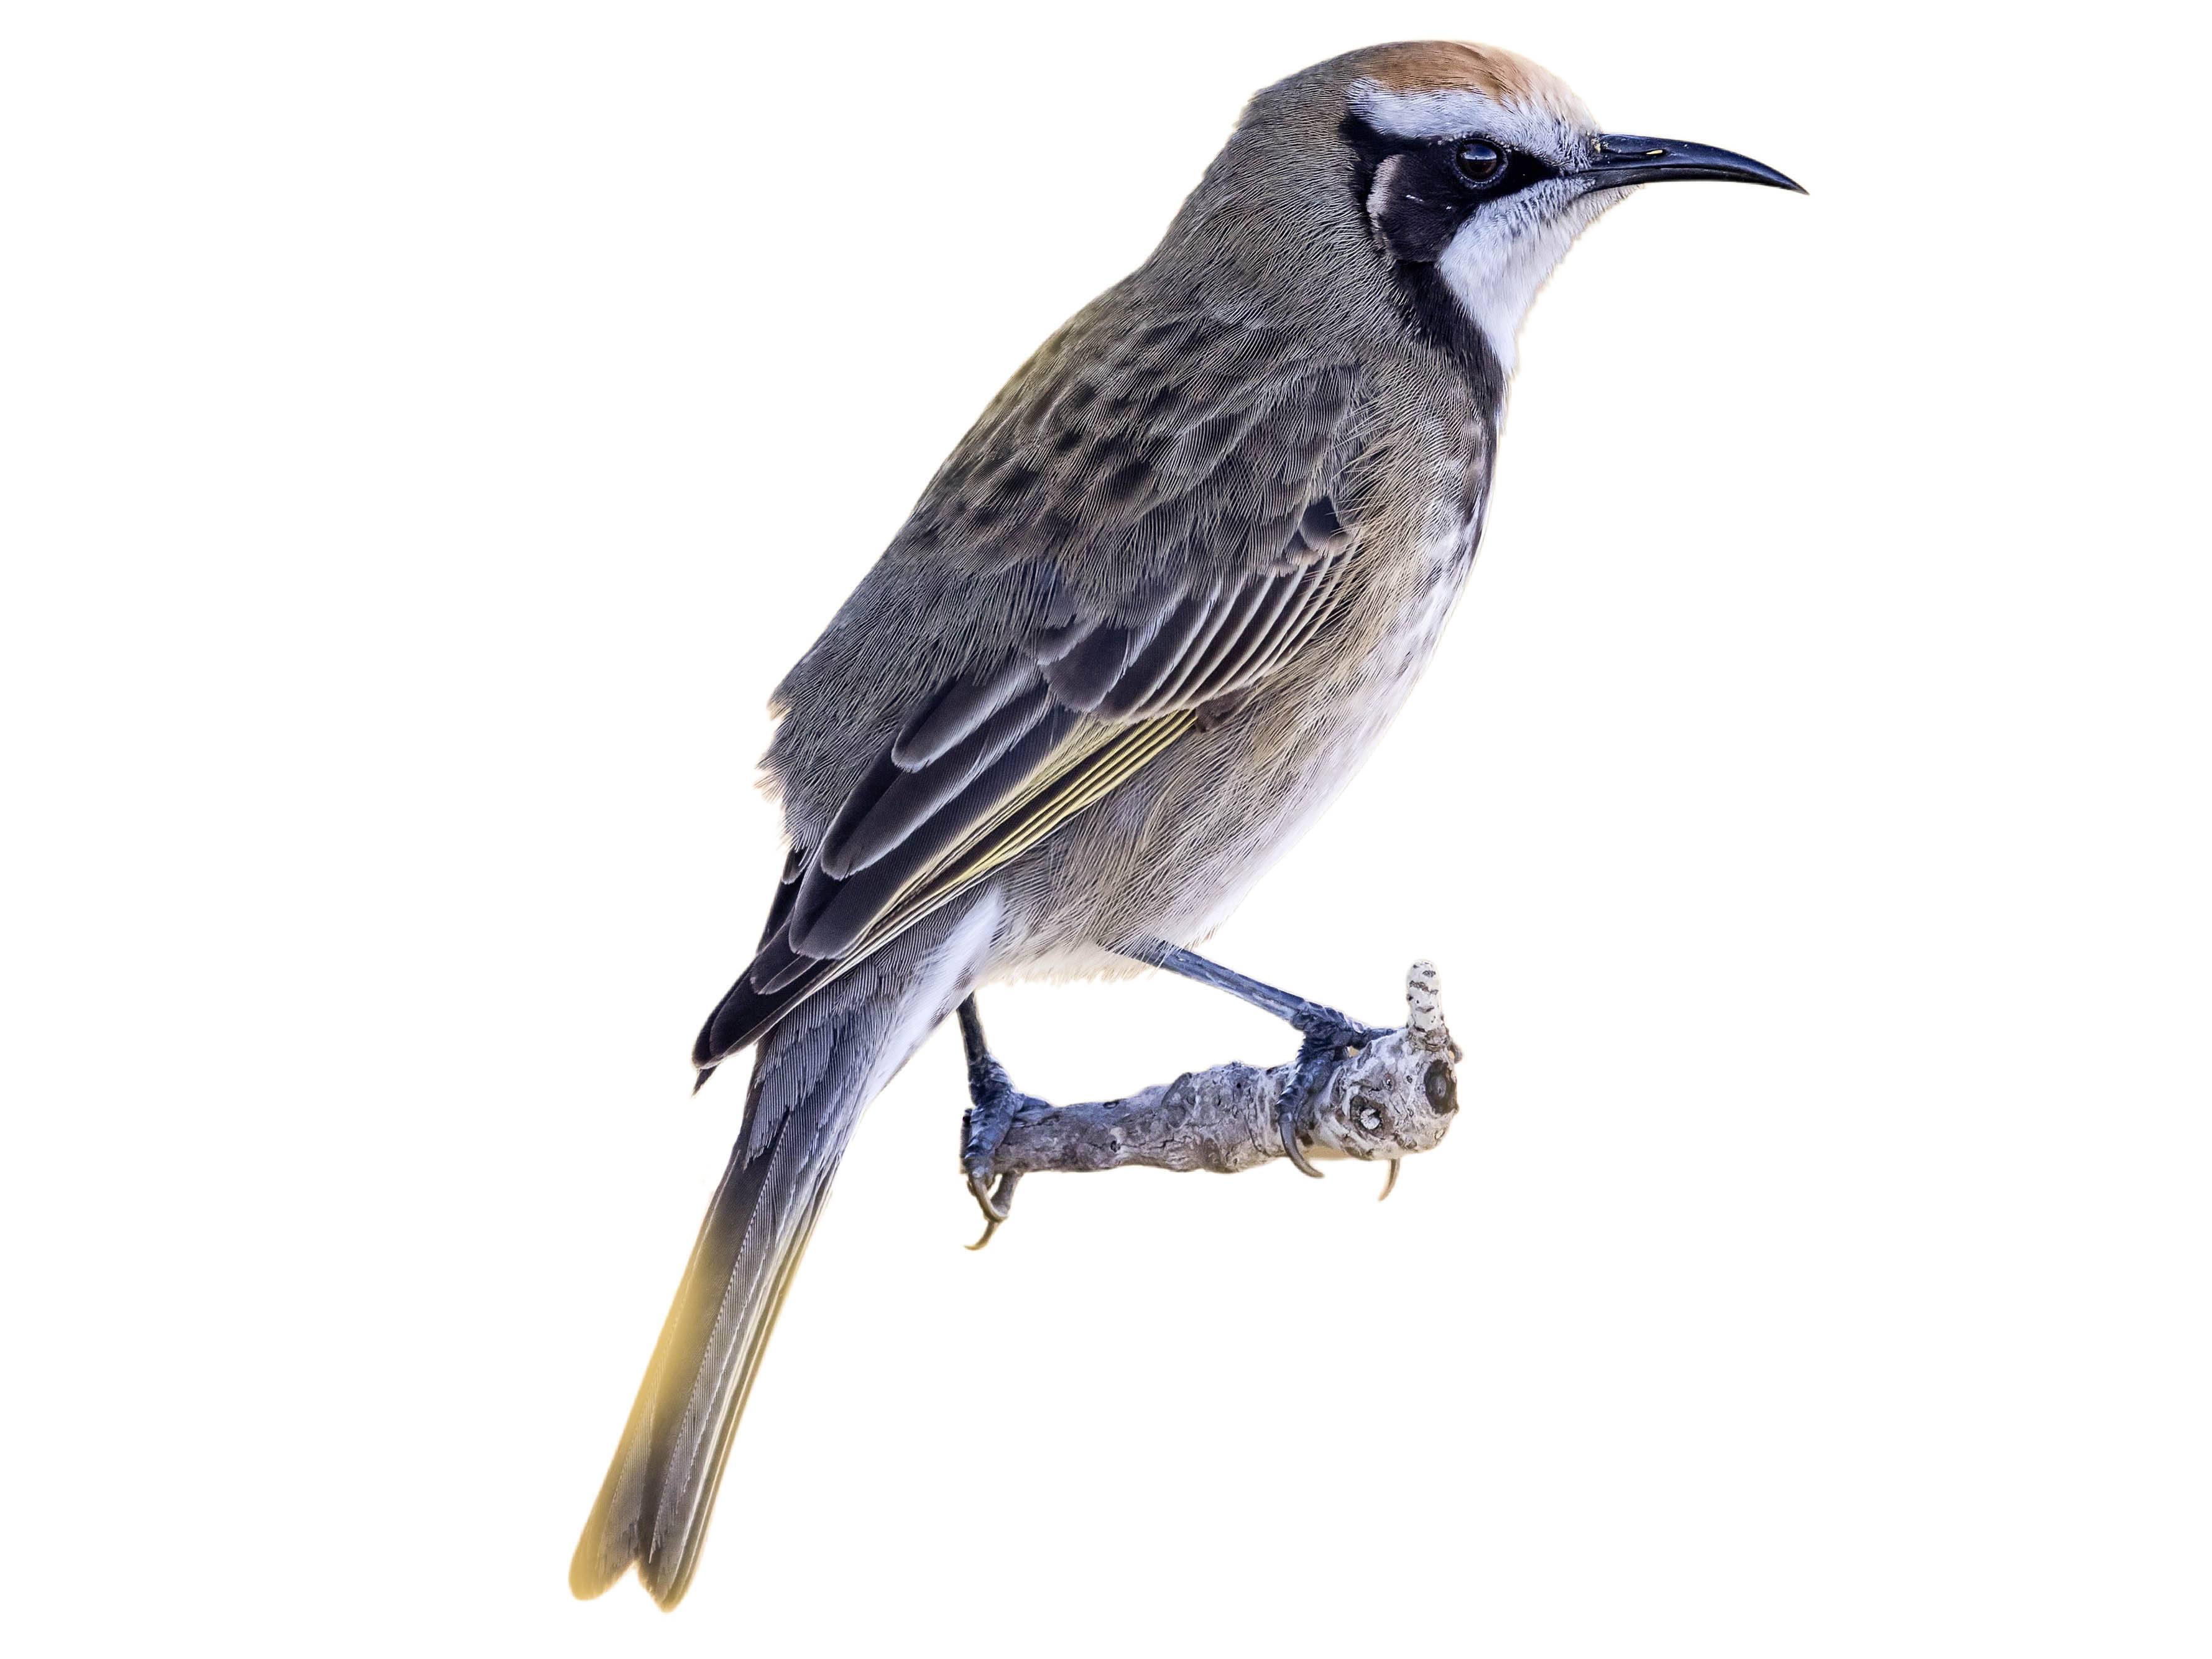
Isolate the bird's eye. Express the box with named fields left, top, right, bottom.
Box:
left=1452, top=139, right=1508, bottom=187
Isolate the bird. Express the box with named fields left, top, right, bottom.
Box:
left=570, top=39, right=1800, bottom=1609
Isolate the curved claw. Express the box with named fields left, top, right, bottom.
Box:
left=1279, top=1021, right=1368, bottom=1180
left=964, top=1169, right=1020, bottom=1249
left=1378, top=1158, right=1401, bottom=1202
left=967, top=1168, right=1010, bottom=1222
left=1277, top=1100, right=1324, bottom=1178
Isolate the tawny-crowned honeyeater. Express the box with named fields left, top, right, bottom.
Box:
left=572, top=40, right=1800, bottom=1608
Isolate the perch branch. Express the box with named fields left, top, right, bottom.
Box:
left=962, top=962, right=1460, bottom=1246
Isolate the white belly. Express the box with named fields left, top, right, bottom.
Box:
left=1175, top=514, right=1480, bottom=940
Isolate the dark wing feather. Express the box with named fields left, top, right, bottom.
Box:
left=755, top=848, right=804, bottom=948
left=788, top=701, right=1082, bottom=958
left=891, top=659, right=1040, bottom=768
left=820, top=680, right=1058, bottom=879
left=1094, top=581, right=1222, bottom=717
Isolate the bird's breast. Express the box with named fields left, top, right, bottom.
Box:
left=1318, top=486, right=1487, bottom=756
left=980, top=407, right=1495, bottom=981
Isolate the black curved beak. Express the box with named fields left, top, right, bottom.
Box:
left=1587, top=134, right=1805, bottom=193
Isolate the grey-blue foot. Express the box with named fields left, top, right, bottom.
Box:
left=1119, top=943, right=1389, bottom=1175
left=1276, top=1008, right=1392, bottom=1178
left=957, top=997, right=1040, bottom=1248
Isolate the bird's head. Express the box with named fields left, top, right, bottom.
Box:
left=1197, top=42, right=1802, bottom=376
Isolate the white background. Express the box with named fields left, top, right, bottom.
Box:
left=4, top=2, right=2206, bottom=1654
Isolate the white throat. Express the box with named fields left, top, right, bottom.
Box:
left=1435, top=180, right=1619, bottom=376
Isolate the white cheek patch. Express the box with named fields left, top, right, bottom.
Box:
left=1435, top=180, right=1619, bottom=376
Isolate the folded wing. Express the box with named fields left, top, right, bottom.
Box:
left=693, top=496, right=1353, bottom=1069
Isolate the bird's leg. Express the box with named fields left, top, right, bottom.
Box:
left=1120, top=942, right=1389, bottom=1179
left=956, top=996, right=1042, bottom=1249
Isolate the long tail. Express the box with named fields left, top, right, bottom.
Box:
left=569, top=907, right=989, bottom=1608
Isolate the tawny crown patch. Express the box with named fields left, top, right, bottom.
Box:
left=1355, top=40, right=1595, bottom=131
